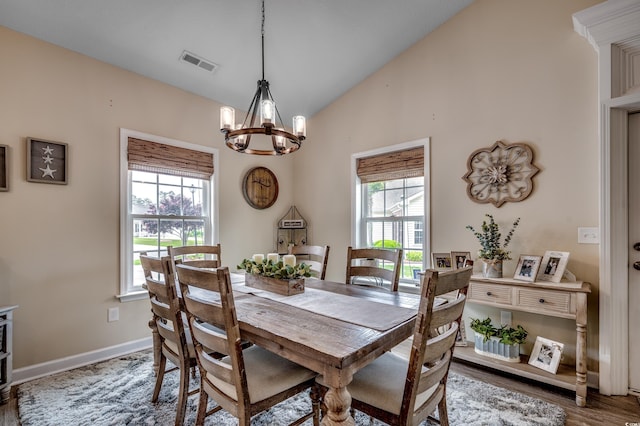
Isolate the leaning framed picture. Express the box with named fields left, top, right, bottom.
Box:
left=450, top=251, right=471, bottom=269
left=431, top=252, right=452, bottom=269
left=537, top=251, right=570, bottom=283
left=26, top=137, right=68, bottom=185
left=0, top=144, right=8, bottom=191
left=513, top=255, right=542, bottom=282
left=528, top=336, right=564, bottom=374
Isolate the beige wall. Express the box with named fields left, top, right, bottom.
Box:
left=1, top=0, right=604, bottom=374
left=295, top=0, right=602, bottom=370
left=0, top=25, right=295, bottom=368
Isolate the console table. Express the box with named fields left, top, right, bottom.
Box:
left=453, top=276, right=590, bottom=407
left=0, top=305, right=17, bottom=404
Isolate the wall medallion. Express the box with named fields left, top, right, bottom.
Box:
left=462, top=141, right=539, bottom=207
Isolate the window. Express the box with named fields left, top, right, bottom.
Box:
left=119, top=129, right=217, bottom=300
left=353, top=141, right=429, bottom=290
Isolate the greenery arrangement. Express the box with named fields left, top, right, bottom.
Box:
left=466, top=214, right=520, bottom=261
left=237, top=259, right=311, bottom=280
left=470, top=317, right=528, bottom=345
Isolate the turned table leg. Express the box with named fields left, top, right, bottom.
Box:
left=575, top=293, right=588, bottom=407
left=148, top=317, right=161, bottom=376
left=321, top=386, right=355, bottom=426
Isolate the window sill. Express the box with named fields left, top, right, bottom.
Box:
left=116, top=290, right=148, bottom=302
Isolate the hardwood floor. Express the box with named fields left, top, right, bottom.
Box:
left=1, top=360, right=638, bottom=425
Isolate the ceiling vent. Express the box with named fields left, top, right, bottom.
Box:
left=180, top=50, right=218, bottom=73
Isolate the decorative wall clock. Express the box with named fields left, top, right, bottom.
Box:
left=242, top=166, right=279, bottom=209
left=462, top=141, right=539, bottom=207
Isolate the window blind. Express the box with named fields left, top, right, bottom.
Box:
left=127, top=137, right=213, bottom=179
left=357, top=147, right=424, bottom=183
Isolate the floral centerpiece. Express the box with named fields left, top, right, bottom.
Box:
left=466, top=214, right=520, bottom=278
left=238, top=258, right=311, bottom=295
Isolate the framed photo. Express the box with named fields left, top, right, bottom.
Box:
left=0, top=144, right=8, bottom=191
left=513, top=255, right=542, bottom=282
left=537, top=251, right=570, bottom=283
left=528, top=336, right=564, bottom=374
left=431, top=252, right=452, bottom=269
left=450, top=251, right=471, bottom=269
left=27, top=137, right=68, bottom=185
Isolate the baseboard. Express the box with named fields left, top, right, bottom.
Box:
left=12, top=337, right=152, bottom=385
left=588, top=370, right=599, bottom=389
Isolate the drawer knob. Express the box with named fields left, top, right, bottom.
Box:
left=486, top=291, right=492, bottom=296
left=539, top=298, right=545, bottom=303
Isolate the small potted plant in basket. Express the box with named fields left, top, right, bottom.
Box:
left=470, top=317, right=528, bottom=363
left=466, top=214, right=520, bottom=278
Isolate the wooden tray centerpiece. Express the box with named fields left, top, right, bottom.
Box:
left=238, top=255, right=311, bottom=296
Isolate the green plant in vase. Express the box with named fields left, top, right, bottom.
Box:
left=466, top=214, right=520, bottom=278
left=237, top=258, right=311, bottom=280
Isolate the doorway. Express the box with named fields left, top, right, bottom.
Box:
left=629, top=112, right=640, bottom=393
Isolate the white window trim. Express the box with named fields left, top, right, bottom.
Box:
left=351, top=137, right=431, bottom=291
left=117, top=128, right=219, bottom=301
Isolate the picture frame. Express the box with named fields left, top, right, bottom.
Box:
left=528, top=336, right=564, bottom=374
left=537, top=251, right=570, bottom=283
left=513, top=254, right=542, bottom=282
left=431, top=252, right=452, bottom=269
left=0, top=144, right=8, bottom=191
left=26, top=137, right=68, bottom=185
left=450, top=251, right=471, bottom=269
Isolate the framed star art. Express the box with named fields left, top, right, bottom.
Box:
left=27, top=137, right=68, bottom=185
left=462, top=141, right=539, bottom=207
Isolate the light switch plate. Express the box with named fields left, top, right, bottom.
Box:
left=578, top=227, right=599, bottom=244
left=108, top=307, right=119, bottom=322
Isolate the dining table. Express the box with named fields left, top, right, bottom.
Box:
left=158, top=272, right=422, bottom=426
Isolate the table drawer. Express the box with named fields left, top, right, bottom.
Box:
left=516, top=289, right=572, bottom=314
left=469, top=283, right=512, bottom=305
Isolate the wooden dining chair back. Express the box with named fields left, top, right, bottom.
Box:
left=289, top=245, right=330, bottom=280
left=345, top=246, right=403, bottom=291
left=140, top=254, right=198, bottom=426
left=168, top=244, right=222, bottom=270
left=175, top=264, right=319, bottom=426
left=318, top=266, right=472, bottom=426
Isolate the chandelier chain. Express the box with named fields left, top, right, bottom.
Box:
left=261, top=0, right=265, bottom=81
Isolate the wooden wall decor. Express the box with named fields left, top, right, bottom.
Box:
left=462, top=141, right=539, bottom=207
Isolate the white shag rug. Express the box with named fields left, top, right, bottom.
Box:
left=18, top=350, right=566, bottom=425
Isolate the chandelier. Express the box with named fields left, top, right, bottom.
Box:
left=219, top=0, right=306, bottom=155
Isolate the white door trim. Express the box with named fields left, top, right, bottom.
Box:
left=573, top=0, right=640, bottom=395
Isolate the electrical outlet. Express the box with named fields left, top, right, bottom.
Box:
left=578, top=227, right=599, bottom=244
left=108, top=307, right=119, bottom=322
left=500, top=311, right=512, bottom=327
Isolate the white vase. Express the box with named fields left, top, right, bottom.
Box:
left=481, top=259, right=503, bottom=278
left=473, top=333, right=520, bottom=363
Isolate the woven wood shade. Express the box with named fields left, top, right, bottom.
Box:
left=357, top=147, right=424, bottom=183
left=127, top=137, right=213, bottom=179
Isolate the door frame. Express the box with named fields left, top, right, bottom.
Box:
left=573, top=0, right=640, bottom=395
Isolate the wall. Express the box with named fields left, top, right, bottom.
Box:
left=0, top=25, right=295, bottom=368
left=295, top=0, right=602, bottom=371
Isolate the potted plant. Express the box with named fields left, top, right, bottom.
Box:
left=466, top=214, right=520, bottom=278
left=470, top=317, right=528, bottom=363
left=237, top=258, right=311, bottom=296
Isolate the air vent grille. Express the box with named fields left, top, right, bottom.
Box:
left=180, top=50, right=218, bottom=73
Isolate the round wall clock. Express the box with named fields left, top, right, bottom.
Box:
left=242, top=166, right=279, bottom=209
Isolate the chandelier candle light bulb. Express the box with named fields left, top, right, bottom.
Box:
left=283, top=254, right=296, bottom=267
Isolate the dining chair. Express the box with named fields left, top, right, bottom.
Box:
left=289, top=244, right=330, bottom=280
left=345, top=246, right=403, bottom=291
left=140, top=254, right=199, bottom=426
left=168, top=244, right=222, bottom=269
left=175, top=263, right=320, bottom=426
left=318, top=266, right=473, bottom=426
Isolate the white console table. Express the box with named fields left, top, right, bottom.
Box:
left=0, top=305, right=17, bottom=404
left=453, top=276, right=590, bottom=407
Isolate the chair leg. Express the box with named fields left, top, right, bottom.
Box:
left=174, top=360, right=190, bottom=426
left=195, top=382, right=209, bottom=425
left=310, top=384, right=322, bottom=426
left=152, top=355, right=167, bottom=403
left=437, top=396, right=449, bottom=426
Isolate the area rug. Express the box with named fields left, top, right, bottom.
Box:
left=18, top=350, right=566, bottom=426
